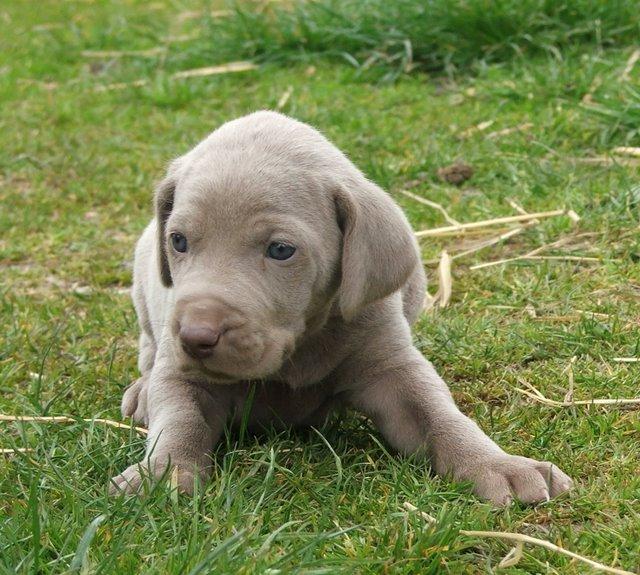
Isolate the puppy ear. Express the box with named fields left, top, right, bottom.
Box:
left=335, top=177, right=420, bottom=321
left=155, top=176, right=175, bottom=287
left=155, top=159, right=184, bottom=287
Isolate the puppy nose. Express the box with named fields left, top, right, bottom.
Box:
left=179, top=325, right=221, bottom=359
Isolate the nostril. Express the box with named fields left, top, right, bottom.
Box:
left=179, top=325, right=221, bottom=359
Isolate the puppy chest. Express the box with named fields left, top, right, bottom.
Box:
left=231, top=380, right=336, bottom=429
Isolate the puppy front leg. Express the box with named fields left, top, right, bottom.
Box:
left=121, top=332, right=157, bottom=425
left=345, top=346, right=572, bottom=506
left=110, top=370, right=227, bottom=496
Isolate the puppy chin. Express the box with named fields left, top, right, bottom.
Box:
left=173, top=328, right=295, bottom=385
left=175, top=343, right=291, bottom=384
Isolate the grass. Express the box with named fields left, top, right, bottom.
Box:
left=1, top=0, right=640, bottom=573
left=211, top=0, right=640, bottom=78
left=587, top=83, right=640, bottom=145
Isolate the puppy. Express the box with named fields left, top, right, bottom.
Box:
left=112, top=111, right=572, bottom=505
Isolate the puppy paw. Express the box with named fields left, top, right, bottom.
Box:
left=109, top=462, right=150, bottom=495
left=121, top=375, right=149, bottom=425
left=462, top=455, right=573, bottom=506
left=108, top=460, right=205, bottom=496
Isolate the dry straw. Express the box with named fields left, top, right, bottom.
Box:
left=276, top=86, right=294, bottom=110
left=621, top=48, right=640, bottom=82
left=414, top=209, right=576, bottom=238
left=612, top=146, right=640, bottom=158
left=402, top=502, right=635, bottom=575
left=81, top=48, right=166, bottom=58
left=486, top=122, right=533, bottom=140
left=458, top=119, right=495, bottom=139
left=94, top=62, right=257, bottom=92
left=0, top=414, right=148, bottom=435
left=423, top=250, right=452, bottom=311
left=516, top=379, right=640, bottom=408
left=400, top=190, right=460, bottom=226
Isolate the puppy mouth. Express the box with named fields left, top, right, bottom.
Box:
left=197, top=364, right=242, bottom=383
left=174, top=327, right=294, bottom=382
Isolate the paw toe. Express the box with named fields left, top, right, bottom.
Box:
left=536, top=461, right=573, bottom=497
left=121, top=382, right=140, bottom=418
left=471, top=472, right=513, bottom=507
left=108, top=464, right=146, bottom=496
left=465, top=456, right=573, bottom=506
left=508, top=467, right=550, bottom=504
left=121, top=377, right=149, bottom=424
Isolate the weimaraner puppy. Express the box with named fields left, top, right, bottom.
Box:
left=112, top=111, right=572, bottom=505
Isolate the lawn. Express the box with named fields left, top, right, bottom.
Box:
left=1, top=1, right=639, bottom=573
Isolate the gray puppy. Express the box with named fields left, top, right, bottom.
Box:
left=112, top=111, right=572, bottom=505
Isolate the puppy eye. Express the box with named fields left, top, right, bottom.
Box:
left=170, top=232, right=188, bottom=253
left=267, top=242, right=296, bottom=260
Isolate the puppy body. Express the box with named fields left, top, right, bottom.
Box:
left=114, top=112, right=572, bottom=505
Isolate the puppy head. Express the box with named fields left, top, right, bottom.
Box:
left=155, top=111, right=418, bottom=382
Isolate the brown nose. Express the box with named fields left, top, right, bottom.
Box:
left=179, top=325, right=221, bottom=359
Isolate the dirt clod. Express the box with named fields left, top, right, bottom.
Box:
left=437, top=162, right=474, bottom=185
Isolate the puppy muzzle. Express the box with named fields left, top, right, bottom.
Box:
left=172, top=295, right=293, bottom=381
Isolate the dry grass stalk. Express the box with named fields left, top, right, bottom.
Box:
left=177, top=9, right=232, bottom=22
left=451, top=225, right=530, bottom=261
left=486, top=122, right=533, bottom=140
left=1, top=448, right=33, bottom=454
left=621, top=48, right=640, bottom=81
left=81, top=48, right=166, bottom=58
left=95, top=61, right=257, bottom=92
left=613, top=357, right=640, bottom=362
left=525, top=255, right=601, bottom=263
left=32, top=23, right=63, bottom=31
left=415, top=209, right=569, bottom=238
left=403, top=502, right=436, bottom=524
left=534, top=313, right=607, bottom=323
left=581, top=76, right=603, bottom=104
left=525, top=232, right=584, bottom=257
left=437, top=251, right=452, bottom=307
left=536, top=309, right=611, bottom=321
left=173, top=62, right=257, bottom=79
left=458, top=119, right=494, bottom=139
left=276, top=86, right=293, bottom=110
left=498, top=543, right=524, bottom=568
left=572, top=309, right=611, bottom=319
left=427, top=228, right=517, bottom=239
left=506, top=198, right=532, bottom=217
left=0, top=413, right=148, bottom=434
left=566, top=209, right=581, bottom=223
left=400, top=190, right=460, bottom=225
left=470, top=228, right=595, bottom=270
left=516, top=379, right=640, bottom=407
left=17, top=78, right=59, bottom=91
left=423, top=251, right=452, bottom=312
left=163, top=33, right=199, bottom=43
left=568, top=156, right=640, bottom=167
left=440, top=200, right=540, bottom=261
left=462, top=200, right=541, bottom=257
left=94, top=79, right=147, bottom=92
left=612, top=146, right=640, bottom=158
left=403, top=501, right=635, bottom=575
left=563, top=355, right=577, bottom=403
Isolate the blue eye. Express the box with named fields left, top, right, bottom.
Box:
left=170, top=233, right=188, bottom=253
left=267, top=242, right=296, bottom=260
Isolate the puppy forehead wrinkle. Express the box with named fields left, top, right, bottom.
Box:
left=201, top=111, right=341, bottom=159
left=185, top=112, right=353, bottom=184
left=174, top=167, right=337, bottom=233
left=170, top=197, right=328, bottom=253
